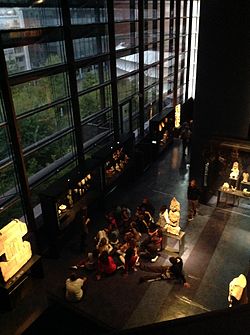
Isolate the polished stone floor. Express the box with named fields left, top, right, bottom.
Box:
left=1, top=138, right=250, bottom=334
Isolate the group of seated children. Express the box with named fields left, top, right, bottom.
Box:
left=65, top=197, right=189, bottom=301
left=70, top=197, right=165, bottom=280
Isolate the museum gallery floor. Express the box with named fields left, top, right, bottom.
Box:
left=1, top=138, right=250, bottom=335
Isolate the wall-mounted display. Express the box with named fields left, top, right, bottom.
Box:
left=92, top=134, right=135, bottom=193
left=149, top=107, right=175, bottom=158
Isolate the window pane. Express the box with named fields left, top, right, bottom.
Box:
left=144, top=1, right=157, bottom=19
left=144, top=101, right=158, bottom=122
left=79, top=89, right=101, bottom=119
left=163, top=75, right=174, bottom=95
left=144, top=19, right=160, bottom=44
left=165, top=2, right=171, bottom=17
left=117, top=74, right=139, bottom=103
left=76, top=62, right=110, bottom=93
left=144, top=85, right=158, bottom=105
left=4, top=40, right=66, bottom=75
left=178, top=52, right=187, bottom=70
left=144, top=49, right=159, bottom=66
left=0, top=126, right=12, bottom=161
left=0, top=4, right=61, bottom=30
left=24, top=133, right=75, bottom=178
left=164, top=58, right=175, bottom=77
left=131, top=95, right=139, bottom=116
left=116, top=52, right=139, bottom=77
left=82, top=111, right=113, bottom=148
left=114, top=1, right=134, bottom=21
left=12, top=73, right=69, bottom=116
left=0, top=93, right=4, bottom=123
left=73, top=34, right=109, bottom=60
left=163, top=93, right=173, bottom=108
left=30, top=161, right=76, bottom=208
left=18, top=102, right=73, bottom=149
left=0, top=163, right=19, bottom=204
left=0, top=199, right=25, bottom=230
left=144, top=65, right=159, bottom=88
left=115, top=22, right=138, bottom=49
left=69, top=0, right=108, bottom=24
left=104, top=85, right=112, bottom=108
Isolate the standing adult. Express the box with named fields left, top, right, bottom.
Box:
left=75, top=207, right=90, bottom=252
left=140, top=197, right=155, bottom=216
left=187, top=179, right=201, bottom=221
left=180, top=124, right=192, bottom=156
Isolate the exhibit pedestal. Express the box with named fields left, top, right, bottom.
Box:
left=163, top=231, right=185, bottom=255
left=0, top=255, right=44, bottom=311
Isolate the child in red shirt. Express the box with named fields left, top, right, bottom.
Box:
left=96, top=251, right=117, bottom=280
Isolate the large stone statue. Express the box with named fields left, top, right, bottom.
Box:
left=166, top=197, right=181, bottom=235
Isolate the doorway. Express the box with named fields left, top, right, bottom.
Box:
left=119, top=100, right=132, bottom=135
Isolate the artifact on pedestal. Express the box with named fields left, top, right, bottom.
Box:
left=221, top=182, right=230, bottom=191
left=242, top=188, right=250, bottom=197
left=229, top=161, right=239, bottom=180
left=242, top=172, right=249, bottom=183
left=166, top=197, right=181, bottom=235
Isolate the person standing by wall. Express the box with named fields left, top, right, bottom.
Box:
left=74, top=206, right=90, bottom=253
left=180, top=123, right=192, bottom=156
left=187, top=179, right=201, bottom=221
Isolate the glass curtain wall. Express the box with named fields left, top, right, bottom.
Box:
left=188, top=0, right=200, bottom=99
left=0, top=92, right=25, bottom=228
left=0, top=2, right=72, bottom=224
left=114, top=0, right=140, bottom=136
left=1, top=2, right=77, bottom=217
left=143, top=0, right=160, bottom=129
left=0, top=0, right=200, bottom=231
left=177, top=0, right=189, bottom=104
left=70, top=0, right=112, bottom=151
left=162, top=1, right=175, bottom=110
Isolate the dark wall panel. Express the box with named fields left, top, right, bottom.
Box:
left=194, top=0, right=250, bottom=139
left=190, top=0, right=250, bottom=183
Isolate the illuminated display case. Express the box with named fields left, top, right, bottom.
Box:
left=149, top=108, right=175, bottom=157
left=39, top=158, right=101, bottom=254
left=92, top=134, right=135, bottom=194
